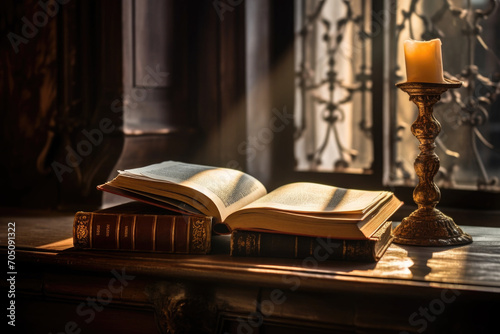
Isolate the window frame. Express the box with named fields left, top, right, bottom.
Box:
left=257, top=0, right=500, bottom=213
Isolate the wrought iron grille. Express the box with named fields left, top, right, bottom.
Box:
left=294, top=0, right=374, bottom=173
left=294, top=0, right=500, bottom=192
left=390, top=0, right=500, bottom=191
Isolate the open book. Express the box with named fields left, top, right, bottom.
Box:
left=98, top=161, right=403, bottom=239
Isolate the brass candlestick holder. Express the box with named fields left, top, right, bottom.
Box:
left=393, top=79, right=472, bottom=246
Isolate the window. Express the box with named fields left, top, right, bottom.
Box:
left=388, top=0, right=500, bottom=193
left=282, top=0, right=500, bottom=211
left=294, top=0, right=374, bottom=174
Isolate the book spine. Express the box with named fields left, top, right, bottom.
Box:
left=73, top=212, right=211, bottom=254
left=230, top=231, right=377, bottom=262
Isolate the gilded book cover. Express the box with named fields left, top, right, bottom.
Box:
left=230, top=220, right=393, bottom=262
left=73, top=201, right=212, bottom=254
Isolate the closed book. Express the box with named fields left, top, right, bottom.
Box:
left=230, top=220, right=393, bottom=262
left=73, top=201, right=212, bottom=254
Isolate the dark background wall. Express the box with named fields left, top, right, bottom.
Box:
left=0, top=0, right=251, bottom=211
left=1, top=0, right=125, bottom=210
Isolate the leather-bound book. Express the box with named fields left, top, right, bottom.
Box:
left=73, top=201, right=212, bottom=254
left=230, top=220, right=393, bottom=262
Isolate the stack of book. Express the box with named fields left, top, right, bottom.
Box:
left=73, top=161, right=402, bottom=262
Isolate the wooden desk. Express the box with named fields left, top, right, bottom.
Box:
left=2, top=215, right=500, bottom=334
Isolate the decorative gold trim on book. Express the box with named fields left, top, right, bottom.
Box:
left=132, top=215, right=136, bottom=250
left=235, top=233, right=257, bottom=255
left=191, top=218, right=208, bottom=252
left=116, top=214, right=121, bottom=249
left=74, top=213, right=91, bottom=248
left=172, top=216, right=177, bottom=252
left=235, top=235, right=244, bottom=253
left=247, top=234, right=257, bottom=255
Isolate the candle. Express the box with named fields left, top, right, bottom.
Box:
left=403, top=39, right=446, bottom=83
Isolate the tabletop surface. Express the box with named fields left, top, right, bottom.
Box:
left=2, top=213, right=500, bottom=294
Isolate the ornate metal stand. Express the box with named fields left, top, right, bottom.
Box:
left=393, top=79, right=473, bottom=246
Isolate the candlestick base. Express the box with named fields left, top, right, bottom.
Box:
left=393, top=208, right=472, bottom=246
left=393, top=79, right=472, bottom=247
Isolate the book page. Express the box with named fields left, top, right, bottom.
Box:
left=118, top=161, right=267, bottom=221
left=237, top=182, right=389, bottom=215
